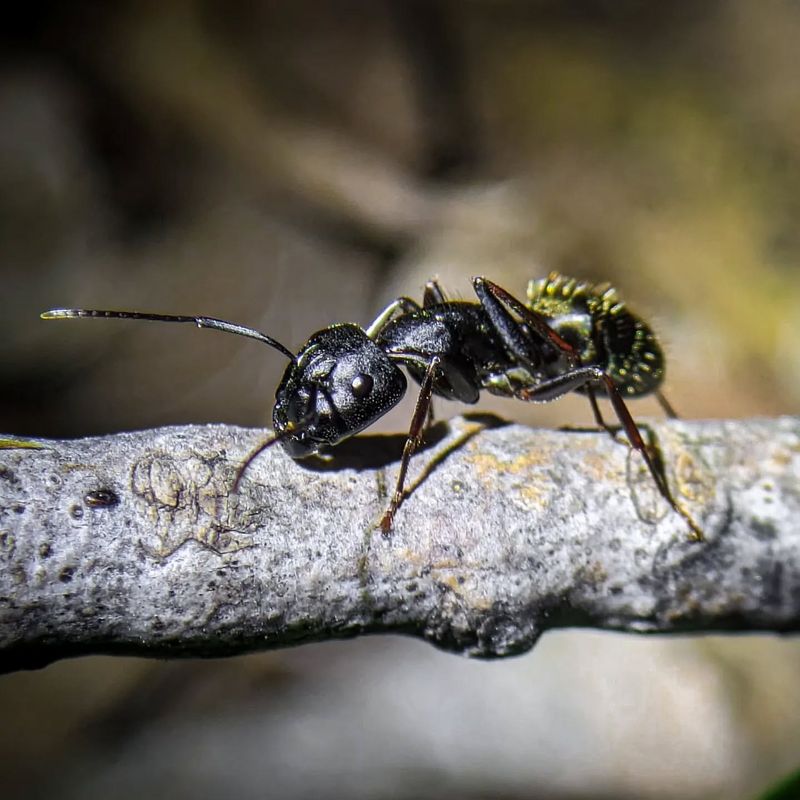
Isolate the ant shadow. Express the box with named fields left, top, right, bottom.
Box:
left=300, top=412, right=510, bottom=474
left=558, top=422, right=627, bottom=445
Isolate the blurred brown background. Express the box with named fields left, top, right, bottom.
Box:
left=2, top=1, right=800, bottom=798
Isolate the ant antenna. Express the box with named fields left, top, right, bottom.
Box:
left=232, top=385, right=320, bottom=491
left=41, top=309, right=296, bottom=361
left=232, top=428, right=291, bottom=492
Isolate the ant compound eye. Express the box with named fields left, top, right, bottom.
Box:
left=351, top=373, right=374, bottom=399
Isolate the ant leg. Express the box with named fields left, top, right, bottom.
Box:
left=585, top=386, right=624, bottom=442
left=514, top=367, right=702, bottom=538
left=586, top=387, right=610, bottom=430
left=599, top=376, right=702, bottom=537
left=423, top=280, right=447, bottom=307
left=365, top=297, right=421, bottom=339
left=472, top=277, right=578, bottom=371
left=590, top=385, right=677, bottom=436
left=514, top=367, right=666, bottom=493
left=656, top=390, right=679, bottom=419
left=413, top=278, right=445, bottom=427
left=379, top=356, right=441, bottom=535
left=591, top=384, right=677, bottom=432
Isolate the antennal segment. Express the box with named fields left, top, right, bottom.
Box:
left=41, top=308, right=296, bottom=361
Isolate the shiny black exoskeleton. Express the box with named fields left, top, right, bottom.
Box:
left=42, top=273, right=695, bottom=535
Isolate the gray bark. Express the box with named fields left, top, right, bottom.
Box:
left=1, top=416, right=798, bottom=672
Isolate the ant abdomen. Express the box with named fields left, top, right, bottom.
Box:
left=527, top=272, right=665, bottom=398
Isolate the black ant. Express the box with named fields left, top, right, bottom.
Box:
left=42, top=273, right=699, bottom=537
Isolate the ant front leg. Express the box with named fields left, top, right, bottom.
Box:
left=379, top=356, right=440, bottom=535
left=365, top=297, right=421, bottom=339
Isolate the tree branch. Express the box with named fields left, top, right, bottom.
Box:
left=1, top=416, right=798, bottom=672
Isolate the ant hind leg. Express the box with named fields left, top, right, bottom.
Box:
left=514, top=367, right=703, bottom=540
left=656, top=390, right=679, bottom=419
left=585, top=387, right=627, bottom=445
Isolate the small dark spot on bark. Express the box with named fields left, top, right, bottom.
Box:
left=70, top=505, right=84, bottom=520
left=610, top=585, right=623, bottom=595
left=39, top=543, right=52, bottom=558
left=207, top=581, right=217, bottom=590
left=152, top=617, right=165, bottom=631
left=608, top=538, right=621, bottom=552
left=85, top=489, right=119, bottom=508
left=457, top=576, right=465, bottom=585
left=59, top=567, right=75, bottom=583
left=406, top=581, right=418, bottom=592
left=13, top=504, right=24, bottom=514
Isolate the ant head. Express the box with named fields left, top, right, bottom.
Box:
left=273, top=323, right=407, bottom=458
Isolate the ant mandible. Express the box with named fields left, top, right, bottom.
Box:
left=42, top=273, right=698, bottom=537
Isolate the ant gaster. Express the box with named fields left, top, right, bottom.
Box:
left=42, top=273, right=699, bottom=537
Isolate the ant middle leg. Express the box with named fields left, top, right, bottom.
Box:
left=423, top=280, right=447, bottom=307
left=366, top=277, right=451, bottom=340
